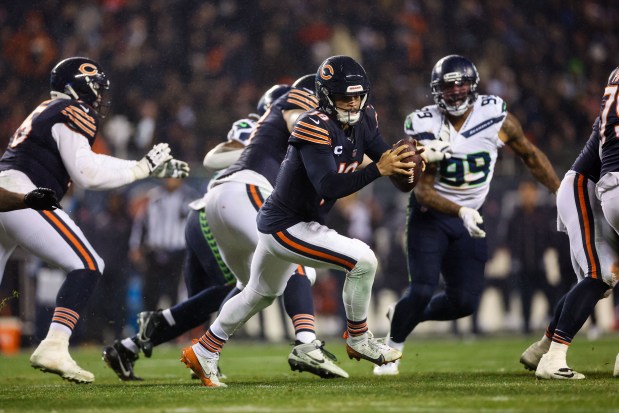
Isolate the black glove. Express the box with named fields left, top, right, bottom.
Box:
left=24, top=188, right=61, bottom=210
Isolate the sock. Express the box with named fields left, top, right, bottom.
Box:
left=296, top=331, right=316, bottom=344
left=346, top=318, right=368, bottom=342
left=121, top=338, right=140, bottom=354
left=161, top=309, right=175, bottom=326
left=46, top=323, right=71, bottom=341
left=48, top=307, right=79, bottom=339
left=284, top=272, right=317, bottom=344
left=194, top=329, right=226, bottom=359
left=386, top=338, right=404, bottom=352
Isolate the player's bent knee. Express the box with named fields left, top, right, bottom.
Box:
left=349, top=249, right=378, bottom=279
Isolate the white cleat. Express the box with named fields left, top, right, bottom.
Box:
left=520, top=338, right=551, bottom=371
left=614, top=353, right=619, bottom=378
left=288, top=339, right=349, bottom=379
left=30, top=339, right=94, bottom=384
left=346, top=332, right=402, bottom=366
left=373, top=359, right=400, bottom=376
left=180, top=342, right=226, bottom=388
left=535, top=352, right=585, bottom=380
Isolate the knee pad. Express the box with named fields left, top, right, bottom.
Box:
left=349, top=248, right=378, bottom=279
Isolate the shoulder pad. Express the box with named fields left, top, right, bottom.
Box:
left=290, top=111, right=331, bottom=145
left=59, top=102, right=98, bottom=139
left=285, top=89, right=319, bottom=111
left=227, top=118, right=257, bottom=145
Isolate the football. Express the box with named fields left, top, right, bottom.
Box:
left=389, top=139, right=424, bottom=193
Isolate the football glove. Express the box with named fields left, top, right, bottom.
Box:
left=458, top=206, right=486, bottom=238
left=419, top=140, right=452, bottom=163
left=24, top=187, right=61, bottom=210
left=132, top=143, right=173, bottom=180
left=153, top=159, right=190, bottom=179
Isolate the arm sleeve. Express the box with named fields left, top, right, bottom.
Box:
left=298, top=142, right=381, bottom=199
left=52, top=123, right=137, bottom=190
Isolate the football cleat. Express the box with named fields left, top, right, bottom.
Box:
left=180, top=342, right=226, bottom=388
left=345, top=332, right=402, bottom=366
left=288, top=339, right=349, bottom=379
left=30, top=338, right=94, bottom=384
left=535, top=352, right=585, bottom=380
left=519, top=338, right=551, bottom=371
left=614, top=353, right=619, bottom=378
left=136, top=310, right=163, bottom=358
left=102, top=340, right=142, bottom=381
left=191, top=366, right=227, bottom=380
left=373, top=359, right=400, bottom=376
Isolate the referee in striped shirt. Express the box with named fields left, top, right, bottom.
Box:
left=129, top=178, right=200, bottom=310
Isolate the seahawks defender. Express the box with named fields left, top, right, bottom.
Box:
left=181, top=55, right=414, bottom=388
left=519, top=118, right=616, bottom=380
left=200, top=74, right=350, bottom=380
left=101, top=84, right=287, bottom=380
left=0, top=57, right=188, bottom=383
left=375, top=55, right=561, bottom=375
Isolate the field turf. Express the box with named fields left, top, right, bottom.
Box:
left=0, top=335, right=618, bottom=412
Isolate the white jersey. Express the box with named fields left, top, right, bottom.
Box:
left=404, top=95, right=506, bottom=210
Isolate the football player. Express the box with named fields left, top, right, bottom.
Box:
left=102, top=80, right=346, bottom=381
left=592, top=66, right=619, bottom=378
left=181, top=55, right=415, bottom=388
left=0, top=56, right=188, bottom=383
left=199, top=73, right=350, bottom=380
left=520, top=117, right=616, bottom=379
left=374, top=55, right=561, bottom=376
left=0, top=186, right=60, bottom=211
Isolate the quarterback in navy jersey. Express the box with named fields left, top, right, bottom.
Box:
left=0, top=57, right=188, bottom=384
left=520, top=118, right=618, bottom=380
left=375, top=55, right=561, bottom=376
left=181, top=56, right=417, bottom=388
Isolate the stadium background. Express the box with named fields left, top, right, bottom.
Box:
left=0, top=0, right=618, bottom=349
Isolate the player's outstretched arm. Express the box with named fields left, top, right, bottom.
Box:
left=500, top=112, right=560, bottom=193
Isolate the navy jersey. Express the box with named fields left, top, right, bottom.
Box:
left=599, top=67, right=619, bottom=178
left=257, top=105, right=389, bottom=233
left=0, top=99, right=98, bottom=198
left=571, top=117, right=601, bottom=183
left=219, top=87, right=318, bottom=186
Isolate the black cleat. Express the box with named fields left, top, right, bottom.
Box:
left=102, top=341, right=142, bottom=381
left=136, top=310, right=163, bottom=358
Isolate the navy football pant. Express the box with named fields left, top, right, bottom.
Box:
left=390, top=198, right=487, bottom=344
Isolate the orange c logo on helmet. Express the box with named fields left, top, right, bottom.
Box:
left=320, top=64, right=334, bottom=80
left=78, top=63, right=99, bottom=76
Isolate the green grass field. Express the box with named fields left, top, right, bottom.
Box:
left=1, top=335, right=618, bottom=413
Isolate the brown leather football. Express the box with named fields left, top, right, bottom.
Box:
left=389, top=139, right=424, bottom=193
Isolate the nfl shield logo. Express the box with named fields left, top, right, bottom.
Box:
left=352, top=149, right=357, bottom=157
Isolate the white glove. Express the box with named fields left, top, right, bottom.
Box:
left=153, top=159, right=190, bottom=178
left=458, top=206, right=486, bottom=238
left=132, top=143, right=173, bottom=180
left=419, top=140, right=452, bottom=163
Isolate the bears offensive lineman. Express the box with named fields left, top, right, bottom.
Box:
left=374, top=55, right=561, bottom=375
left=593, top=65, right=619, bottom=377
left=520, top=118, right=616, bottom=380
left=180, top=55, right=415, bottom=388
left=0, top=57, right=188, bottom=383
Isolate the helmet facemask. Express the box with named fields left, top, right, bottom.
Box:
left=432, top=78, right=477, bottom=116
left=330, top=92, right=368, bottom=125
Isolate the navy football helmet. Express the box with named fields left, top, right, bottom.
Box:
left=50, top=57, right=111, bottom=117
left=430, top=55, right=479, bottom=116
left=256, top=84, right=291, bottom=116
left=315, top=55, right=370, bottom=125
left=291, top=74, right=315, bottom=94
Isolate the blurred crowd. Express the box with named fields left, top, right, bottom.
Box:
left=1, top=0, right=619, bottom=344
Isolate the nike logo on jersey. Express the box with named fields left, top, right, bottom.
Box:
left=79, top=105, right=90, bottom=113
left=310, top=118, right=320, bottom=125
